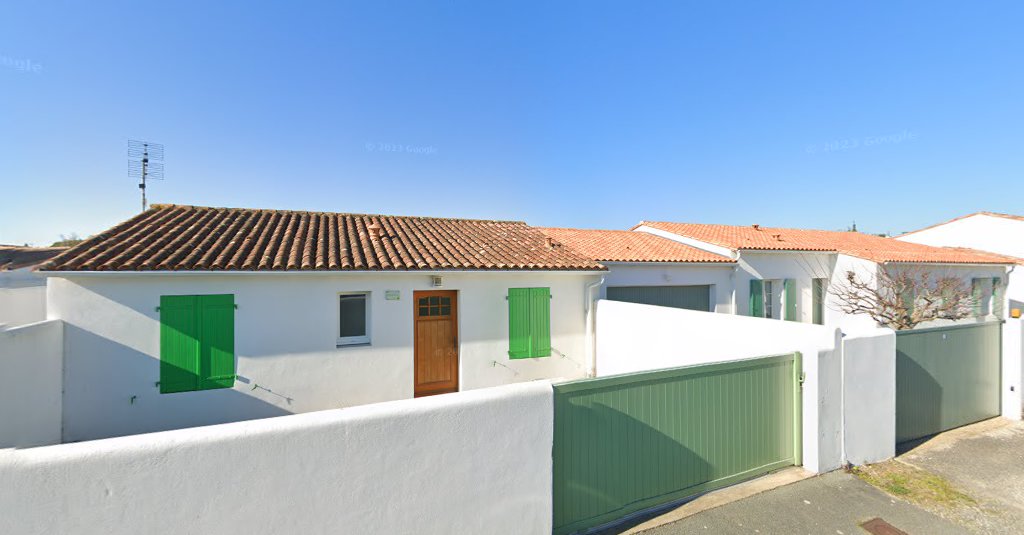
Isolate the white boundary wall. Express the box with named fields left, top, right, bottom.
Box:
left=595, top=300, right=896, bottom=472
left=0, top=320, right=63, bottom=448
left=0, top=286, right=47, bottom=328
left=841, top=327, right=896, bottom=465
left=0, top=381, right=554, bottom=535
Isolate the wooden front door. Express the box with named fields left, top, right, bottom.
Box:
left=413, top=290, right=459, bottom=397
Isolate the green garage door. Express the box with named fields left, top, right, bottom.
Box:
left=553, top=353, right=803, bottom=534
left=607, top=285, right=711, bottom=312
left=896, top=322, right=1001, bottom=443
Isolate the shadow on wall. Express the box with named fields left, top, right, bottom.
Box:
left=895, top=347, right=941, bottom=446
left=62, top=325, right=290, bottom=443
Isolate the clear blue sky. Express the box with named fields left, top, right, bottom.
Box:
left=3, top=1, right=1022, bottom=246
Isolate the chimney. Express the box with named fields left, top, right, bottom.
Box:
left=367, top=222, right=383, bottom=241
left=772, top=233, right=783, bottom=241
left=752, top=224, right=761, bottom=231
left=545, top=236, right=556, bottom=249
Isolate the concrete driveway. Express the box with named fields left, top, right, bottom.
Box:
left=895, top=418, right=1024, bottom=533
left=631, top=418, right=1024, bottom=535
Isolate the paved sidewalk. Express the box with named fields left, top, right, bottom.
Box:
left=639, top=470, right=965, bottom=535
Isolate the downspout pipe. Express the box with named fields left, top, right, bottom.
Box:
left=585, top=275, right=605, bottom=378
left=731, top=250, right=742, bottom=315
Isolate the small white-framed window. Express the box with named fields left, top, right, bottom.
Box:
left=338, top=292, right=370, bottom=346
left=763, top=280, right=783, bottom=320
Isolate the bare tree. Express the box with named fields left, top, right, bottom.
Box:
left=831, top=266, right=976, bottom=330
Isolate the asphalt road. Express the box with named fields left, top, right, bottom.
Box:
left=640, top=470, right=965, bottom=535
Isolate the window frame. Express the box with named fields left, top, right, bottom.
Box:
left=337, top=292, right=371, bottom=347
left=763, top=280, right=777, bottom=319
left=812, top=278, right=827, bottom=325
left=971, top=278, right=993, bottom=318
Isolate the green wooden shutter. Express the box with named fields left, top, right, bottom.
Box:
left=198, top=294, right=236, bottom=390
left=812, top=279, right=825, bottom=325
left=749, top=279, right=764, bottom=318
left=784, top=279, right=798, bottom=322
left=971, top=278, right=983, bottom=316
left=530, top=287, right=552, bottom=358
left=992, top=277, right=1004, bottom=319
left=508, top=288, right=531, bottom=359
left=160, top=295, right=200, bottom=394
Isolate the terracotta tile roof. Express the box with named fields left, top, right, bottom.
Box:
left=898, top=211, right=1024, bottom=238
left=0, top=245, right=68, bottom=271
left=635, top=221, right=1016, bottom=265
left=41, top=205, right=605, bottom=272
left=538, top=228, right=733, bottom=263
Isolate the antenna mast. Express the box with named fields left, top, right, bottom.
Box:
left=129, top=140, right=164, bottom=211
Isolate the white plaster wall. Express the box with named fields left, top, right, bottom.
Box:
left=841, top=328, right=896, bottom=465
left=0, top=320, right=63, bottom=448
left=0, top=286, right=47, bottom=328
left=47, top=272, right=593, bottom=442
left=598, top=262, right=735, bottom=313
left=594, top=299, right=843, bottom=473
left=1004, top=274, right=1024, bottom=419
left=898, top=214, right=1024, bottom=258
left=0, top=381, right=554, bottom=535
left=735, top=251, right=835, bottom=323
left=825, top=254, right=882, bottom=332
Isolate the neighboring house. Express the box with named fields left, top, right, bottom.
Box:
left=38, top=204, right=604, bottom=442
left=539, top=227, right=735, bottom=313
left=0, top=245, right=67, bottom=327
left=896, top=211, right=1024, bottom=413
left=632, top=221, right=1014, bottom=332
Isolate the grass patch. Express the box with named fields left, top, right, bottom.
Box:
left=851, top=461, right=976, bottom=509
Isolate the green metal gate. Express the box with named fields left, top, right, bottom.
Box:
left=896, top=322, right=1002, bottom=443
left=552, top=354, right=802, bottom=534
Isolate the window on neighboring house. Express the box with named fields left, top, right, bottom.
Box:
left=992, top=277, right=1005, bottom=319
left=812, top=278, right=827, bottom=325
left=508, top=287, right=551, bottom=359
left=159, top=294, right=236, bottom=394
left=763, top=281, right=775, bottom=319
left=338, top=292, right=370, bottom=346
left=971, top=278, right=994, bottom=317
left=750, top=279, right=783, bottom=319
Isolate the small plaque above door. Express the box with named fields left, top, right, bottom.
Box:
left=385, top=290, right=401, bottom=301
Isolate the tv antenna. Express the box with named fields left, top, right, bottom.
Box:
left=128, top=140, right=164, bottom=211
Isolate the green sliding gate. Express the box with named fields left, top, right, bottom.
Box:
left=896, top=322, right=1002, bottom=444
left=552, top=354, right=802, bottom=534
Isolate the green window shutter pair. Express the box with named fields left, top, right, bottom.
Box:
left=749, top=280, right=764, bottom=318
left=160, top=294, right=236, bottom=394
left=783, top=279, right=798, bottom=322
left=508, top=287, right=551, bottom=359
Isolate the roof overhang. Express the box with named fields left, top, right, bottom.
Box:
left=39, top=269, right=609, bottom=277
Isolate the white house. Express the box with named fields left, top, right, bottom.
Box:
left=539, top=227, right=736, bottom=313
left=37, top=204, right=605, bottom=443
left=897, top=211, right=1024, bottom=414
left=0, top=245, right=67, bottom=328
left=632, top=221, right=1013, bottom=332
